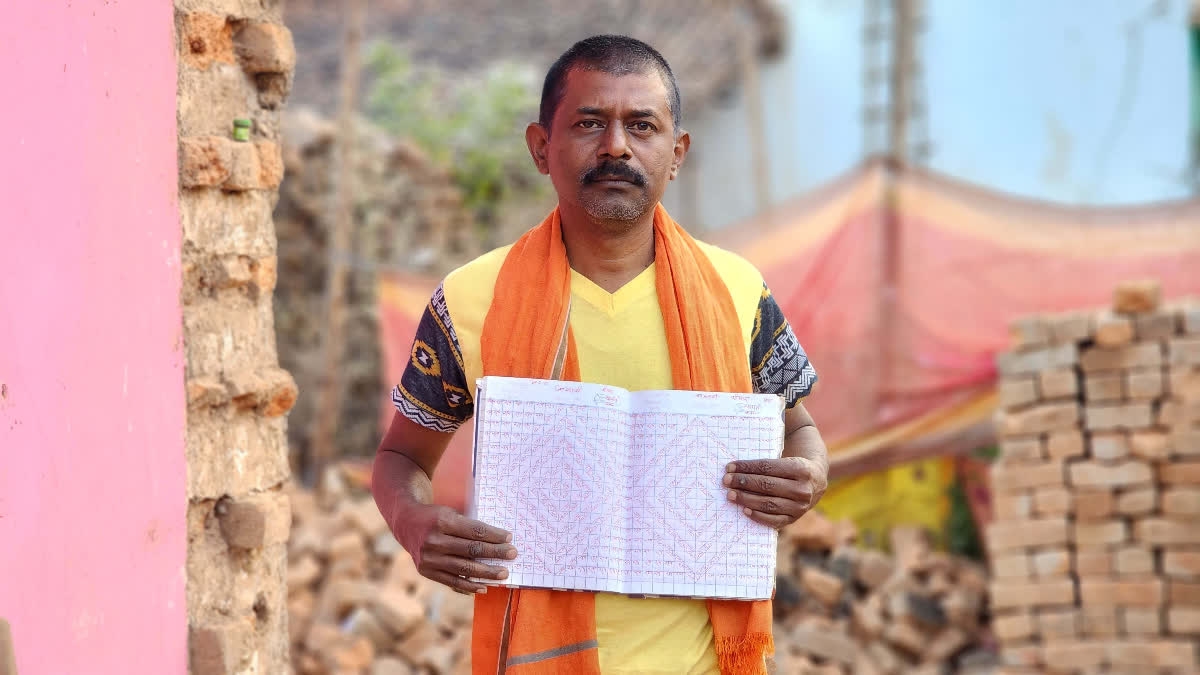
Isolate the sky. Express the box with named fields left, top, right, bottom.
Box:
left=776, top=0, right=1193, bottom=206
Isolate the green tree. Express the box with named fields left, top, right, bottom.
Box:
left=365, top=43, right=546, bottom=236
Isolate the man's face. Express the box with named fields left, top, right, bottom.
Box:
left=529, top=68, right=688, bottom=226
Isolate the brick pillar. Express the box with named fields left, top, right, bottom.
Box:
left=175, top=0, right=298, bottom=672
left=988, top=281, right=1200, bottom=674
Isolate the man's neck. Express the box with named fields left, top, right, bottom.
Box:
left=558, top=203, right=656, bottom=294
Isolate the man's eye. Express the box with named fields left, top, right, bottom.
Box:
left=631, top=122, right=654, bottom=132
left=579, top=120, right=602, bottom=129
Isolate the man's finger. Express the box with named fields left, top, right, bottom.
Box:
left=427, top=533, right=518, bottom=560
left=437, top=510, right=512, bottom=544
left=740, top=506, right=791, bottom=529
left=728, top=489, right=805, bottom=517
left=425, top=569, right=490, bottom=595
left=423, top=552, right=511, bottom=581
left=726, top=458, right=811, bottom=480
left=722, top=473, right=810, bottom=501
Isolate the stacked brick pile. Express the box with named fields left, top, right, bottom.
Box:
left=286, top=467, right=473, bottom=675
left=988, top=280, right=1200, bottom=673
left=772, top=512, right=995, bottom=674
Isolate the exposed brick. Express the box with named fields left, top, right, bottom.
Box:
left=233, top=22, right=296, bottom=74
left=179, top=13, right=235, bottom=70
left=1038, top=368, right=1079, bottom=400
left=1090, top=432, right=1129, bottom=460
left=1135, top=518, right=1200, bottom=545
left=1080, top=342, right=1163, bottom=373
left=1120, top=607, right=1163, bottom=636
left=1113, top=280, right=1162, bottom=314
left=369, top=588, right=424, bottom=635
left=215, top=497, right=267, bottom=549
left=1079, top=579, right=1163, bottom=607
left=189, top=622, right=242, bottom=675
left=1073, top=489, right=1115, bottom=521
left=181, top=136, right=233, bottom=188
left=990, top=579, right=1076, bottom=610
left=1084, top=402, right=1153, bottom=431
left=993, top=612, right=1035, bottom=642
left=1094, top=312, right=1134, bottom=347
left=1163, top=550, right=1200, bottom=579
left=1162, top=488, right=1200, bottom=516
left=1036, top=608, right=1078, bottom=641
left=1170, top=581, right=1200, bottom=605
left=801, top=566, right=844, bottom=607
left=1047, top=312, right=1094, bottom=343
left=1183, top=304, right=1200, bottom=334
left=1045, top=430, right=1085, bottom=459
left=1167, top=608, right=1200, bottom=635
left=1033, top=486, right=1072, bottom=516
left=1114, top=546, right=1155, bottom=576
left=997, top=344, right=1079, bottom=376
left=222, top=140, right=261, bottom=191
left=1068, top=460, right=1153, bottom=489
left=224, top=366, right=298, bottom=417
left=1010, top=316, right=1049, bottom=350
left=1079, top=606, right=1118, bottom=637
left=992, top=460, right=1066, bottom=492
left=1114, top=486, right=1157, bottom=515
left=790, top=625, right=858, bottom=664
left=1135, top=311, right=1179, bottom=341
left=924, top=627, right=969, bottom=663
left=1168, top=366, right=1200, bottom=400
left=986, top=518, right=1068, bottom=552
left=884, top=619, right=928, bottom=657
left=1084, top=372, right=1124, bottom=401
left=1173, top=428, right=1200, bottom=457
left=993, top=492, right=1034, bottom=520
left=1030, top=548, right=1071, bottom=578
left=1158, top=398, right=1200, bottom=427
left=1158, top=460, right=1200, bottom=486
left=1107, top=640, right=1196, bottom=668
left=998, top=402, right=1080, bottom=436
left=1075, top=549, right=1113, bottom=576
left=1129, top=430, right=1170, bottom=460
left=187, top=409, right=288, bottom=500
left=1040, top=641, right=1106, bottom=671
left=1125, top=368, right=1164, bottom=400
left=180, top=189, right=276, bottom=258
left=993, top=552, right=1031, bottom=580
left=999, top=643, right=1042, bottom=668
left=1168, top=337, right=1200, bottom=366
left=855, top=549, right=895, bottom=589
left=256, top=141, right=284, bottom=189
left=1000, top=436, right=1043, bottom=463
left=1073, top=520, right=1128, bottom=547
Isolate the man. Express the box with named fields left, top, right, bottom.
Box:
left=372, top=35, right=828, bottom=674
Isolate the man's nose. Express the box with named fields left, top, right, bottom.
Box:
left=598, top=124, right=632, bottom=160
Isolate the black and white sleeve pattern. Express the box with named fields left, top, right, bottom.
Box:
left=391, top=283, right=474, bottom=432
left=749, top=283, right=817, bottom=408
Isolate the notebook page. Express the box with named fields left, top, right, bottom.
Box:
left=471, top=376, right=631, bottom=593
left=624, top=390, right=784, bottom=599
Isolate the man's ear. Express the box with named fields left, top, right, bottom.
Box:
left=525, top=122, right=551, bottom=175
left=669, top=130, right=690, bottom=181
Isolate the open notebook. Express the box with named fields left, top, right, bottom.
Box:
left=468, top=376, right=784, bottom=600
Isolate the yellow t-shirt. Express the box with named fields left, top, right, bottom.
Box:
left=392, top=240, right=817, bottom=673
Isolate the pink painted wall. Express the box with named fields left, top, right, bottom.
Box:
left=0, top=1, right=186, bottom=673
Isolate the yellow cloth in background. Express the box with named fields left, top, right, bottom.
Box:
left=444, top=242, right=764, bottom=675
left=817, top=457, right=954, bottom=550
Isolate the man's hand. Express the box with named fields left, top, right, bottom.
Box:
left=723, top=456, right=828, bottom=529
left=400, top=504, right=518, bottom=595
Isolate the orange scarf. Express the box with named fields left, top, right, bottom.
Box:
left=473, top=204, right=774, bottom=674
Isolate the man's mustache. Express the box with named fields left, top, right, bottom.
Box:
left=580, top=162, right=647, bottom=187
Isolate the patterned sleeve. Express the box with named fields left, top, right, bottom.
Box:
left=750, top=283, right=818, bottom=408
left=391, top=283, right=474, bottom=432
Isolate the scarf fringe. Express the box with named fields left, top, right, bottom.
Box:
left=714, top=632, right=774, bottom=675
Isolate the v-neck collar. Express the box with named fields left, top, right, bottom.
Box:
left=569, top=263, right=657, bottom=317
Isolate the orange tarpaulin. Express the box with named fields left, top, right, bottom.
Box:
left=378, top=160, right=1200, bottom=519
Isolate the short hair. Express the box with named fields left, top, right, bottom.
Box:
left=539, top=35, right=682, bottom=134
